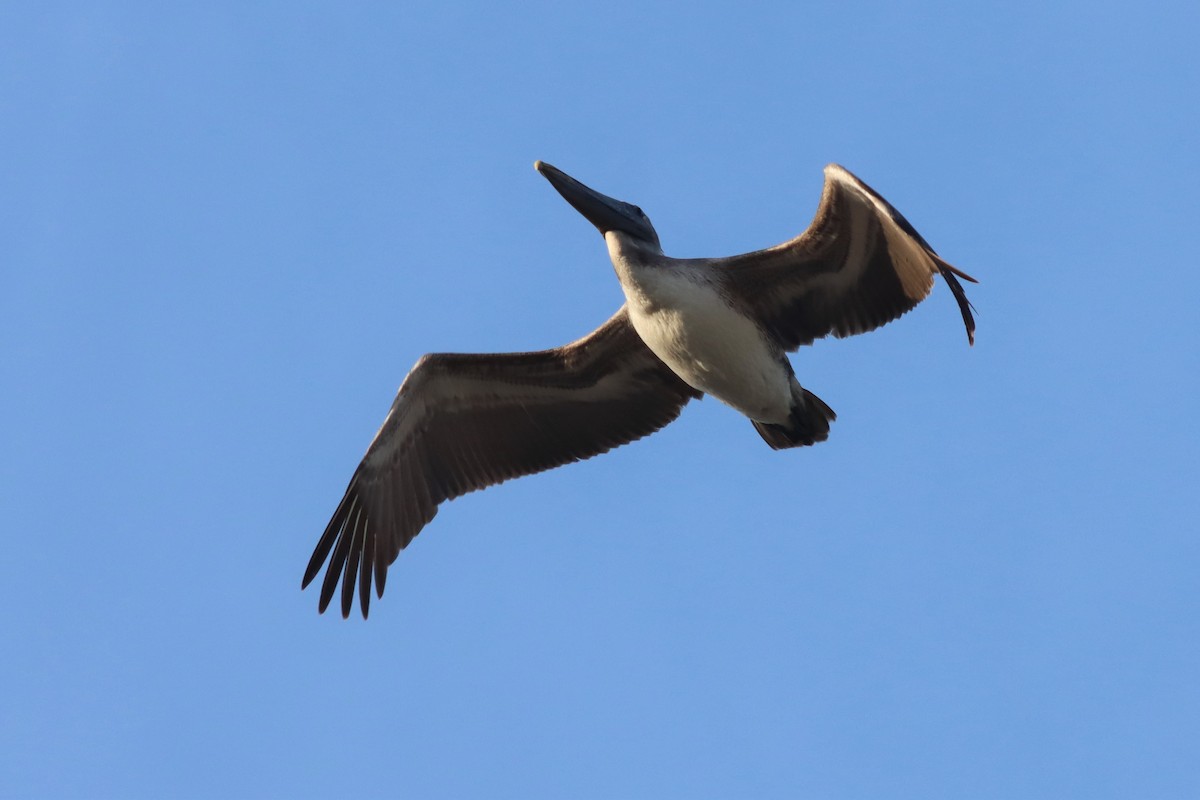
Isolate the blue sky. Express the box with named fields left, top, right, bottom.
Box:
left=3, top=2, right=1198, bottom=797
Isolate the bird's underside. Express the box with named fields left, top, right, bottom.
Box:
left=302, top=162, right=977, bottom=618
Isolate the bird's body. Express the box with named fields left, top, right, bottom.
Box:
left=609, top=234, right=794, bottom=424
left=302, top=161, right=977, bottom=618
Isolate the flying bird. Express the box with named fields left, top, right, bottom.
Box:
left=303, top=161, right=976, bottom=618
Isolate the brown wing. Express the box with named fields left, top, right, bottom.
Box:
left=720, top=164, right=976, bottom=350
left=302, top=308, right=700, bottom=618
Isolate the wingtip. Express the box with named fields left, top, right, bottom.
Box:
left=375, top=557, right=388, bottom=598
left=937, top=264, right=977, bottom=347
left=310, top=570, right=371, bottom=619
left=941, top=259, right=979, bottom=284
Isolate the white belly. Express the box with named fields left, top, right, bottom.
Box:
left=622, top=269, right=793, bottom=423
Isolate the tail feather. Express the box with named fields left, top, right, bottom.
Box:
left=751, top=387, right=836, bottom=450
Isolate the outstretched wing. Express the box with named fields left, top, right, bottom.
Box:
left=303, top=308, right=700, bottom=618
left=720, top=164, right=976, bottom=350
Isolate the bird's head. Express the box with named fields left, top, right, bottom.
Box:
left=535, top=161, right=661, bottom=252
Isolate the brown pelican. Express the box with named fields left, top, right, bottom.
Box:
left=303, top=161, right=976, bottom=618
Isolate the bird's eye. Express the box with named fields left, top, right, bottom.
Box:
left=630, top=205, right=645, bottom=218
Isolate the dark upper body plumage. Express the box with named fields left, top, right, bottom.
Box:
left=303, top=163, right=976, bottom=618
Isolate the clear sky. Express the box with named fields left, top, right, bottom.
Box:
left=3, top=2, right=1198, bottom=798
